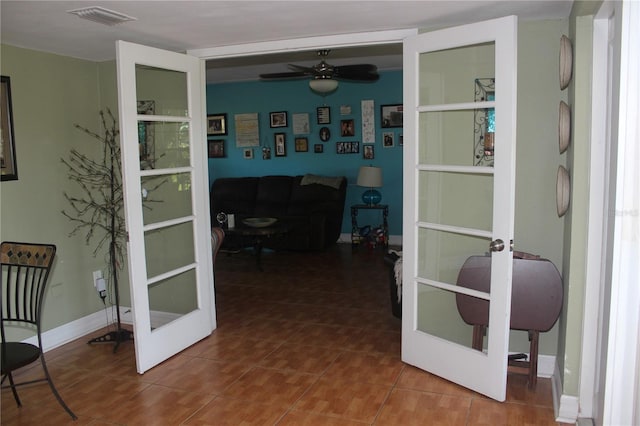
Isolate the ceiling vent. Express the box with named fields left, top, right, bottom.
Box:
left=67, top=6, right=137, bottom=26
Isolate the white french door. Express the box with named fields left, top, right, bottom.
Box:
left=402, top=16, right=518, bottom=401
left=116, top=41, right=215, bottom=373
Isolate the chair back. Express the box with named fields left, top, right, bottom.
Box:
left=1, top=242, right=56, bottom=341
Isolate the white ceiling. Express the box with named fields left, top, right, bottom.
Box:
left=1, top=1, right=573, bottom=83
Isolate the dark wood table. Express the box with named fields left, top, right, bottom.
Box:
left=223, top=221, right=290, bottom=271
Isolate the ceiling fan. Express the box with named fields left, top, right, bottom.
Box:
left=259, top=49, right=379, bottom=94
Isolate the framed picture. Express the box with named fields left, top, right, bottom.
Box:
left=208, top=140, right=225, bottom=158
left=270, top=111, right=287, bottom=128
left=292, top=113, right=310, bottom=134
left=262, top=146, right=271, bottom=160
left=363, top=145, right=375, bottom=159
left=381, top=104, right=403, bottom=128
left=295, top=137, right=308, bottom=152
left=243, top=148, right=254, bottom=159
left=340, top=119, right=355, bottom=137
left=336, top=141, right=359, bottom=154
left=314, top=144, right=324, bottom=153
left=274, top=133, right=287, bottom=157
left=319, top=127, right=330, bottom=142
left=207, top=113, right=227, bottom=135
left=317, top=106, right=331, bottom=124
left=383, top=132, right=395, bottom=148
left=1, top=76, right=17, bottom=181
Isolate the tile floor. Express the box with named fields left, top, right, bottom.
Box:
left=1, top=244, right=572, bottom=425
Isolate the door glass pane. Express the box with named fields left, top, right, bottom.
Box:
left=416, top=227, right=491, bottom=352
left=135, top=65, right=188, bottom=116
left=144, top=221, right=195, bottom=278
left=138, top=121, right=191, bottom=170
left=419, top=110, right=484, bottom=167
left=142, top=172, right=193, bottom=226
left=419, top=42, right=495, bottom=106
left=416, top=283, right=480, bottom=349
left=418, top=170, right=493, bottom=231
left=148, top=268, right=198, bottom=331
left=417, top=228, right=490, bottom=285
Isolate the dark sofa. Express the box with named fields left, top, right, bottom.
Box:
left=210, top=174, right=347, bottom=251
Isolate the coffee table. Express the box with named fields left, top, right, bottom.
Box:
left=223, top=220, right=290, bottom=271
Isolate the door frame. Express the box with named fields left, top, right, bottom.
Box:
left=187, top=29, right=416, bottom=60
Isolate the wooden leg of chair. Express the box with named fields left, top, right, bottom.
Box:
left=472, top=325, right=485, bottom=351
left=528, top=330, right=539, bottom=389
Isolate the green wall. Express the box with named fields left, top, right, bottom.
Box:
left=513, top=20, right=569, bottom=355
left=0, top=45, right=113, bottom=331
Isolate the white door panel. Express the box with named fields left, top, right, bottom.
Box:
left=402, top=16, right=517, bottom=401
left=116, top=40, right=214, bottom=373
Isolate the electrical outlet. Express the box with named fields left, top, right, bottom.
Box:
left=92, top=270, right=102, bottom=287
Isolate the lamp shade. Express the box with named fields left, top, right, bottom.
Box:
left=357, top=166, right=383, bottom=188
left=357, top=166, right=383, bottom=205
left=309, top=78, right=338, bottom=94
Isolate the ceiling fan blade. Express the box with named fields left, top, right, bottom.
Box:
left=259, top=71, right=309, bottom=80
left=333, top=64, right=379, bottom=81
left=287, top=64, right=316, bottom=73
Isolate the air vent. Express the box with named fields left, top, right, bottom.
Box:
left=67, top=6, right=137, bottom=26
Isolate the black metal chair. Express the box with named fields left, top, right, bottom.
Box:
left=1, top=241, right=77, bottom=420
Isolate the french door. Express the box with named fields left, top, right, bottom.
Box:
left=116, top=41, right=215, bottom=373
left=402, top=16, right=518, bottom=401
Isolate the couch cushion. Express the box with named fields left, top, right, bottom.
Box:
left=255, top=176, right=293, bottom=216
left=210, top=177, right=258, bottom=217
left=288, top=175, right=346, bottom=215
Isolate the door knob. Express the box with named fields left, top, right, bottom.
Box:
left=490, top=239, right=505, bottom=252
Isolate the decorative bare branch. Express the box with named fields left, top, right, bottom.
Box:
left=61, top=109, right=127, bottom=267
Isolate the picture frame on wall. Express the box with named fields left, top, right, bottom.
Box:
left=270, top=111, right=287, bottom=128
left=243, top=148, right=254, bottom=159
left=274, top=133, right=287, bottom=156
left=295, top=137, right=308, bottom=152
left=314, top=144, right=324, bottom=153
left=207, top=113, right=227, bottom=135
left=319, top=127, right=331, bottom=142
left=317, top=106, right=331, bottom=124
left=340, top=119, right=355, bottom=137
left=208, top=140, right=225, bottom=158
left=1, top=76, right=18, bottom=181
left=363, top=145, right=375, bottom=159
left=383, top=132, right=395, bottom=148
left=336, top=141, right=359, bottom=154
left=381, top=104, right=403, bottom=128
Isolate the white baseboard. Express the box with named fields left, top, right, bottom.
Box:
left=552, top=360, right=580, bottom=424
left=24, top=306, right=132, bottom=353
left=537, top=354, right=556, bottom=377
left=23, top=306, right=186, bottom=352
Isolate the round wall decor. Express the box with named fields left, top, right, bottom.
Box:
left=319, top=127, right=330, bottom=142
left=559, top=101, right=571, bottom=154
left=556, top=165, right=571, bottom=217
left=560, top=35, right=573, bottom=90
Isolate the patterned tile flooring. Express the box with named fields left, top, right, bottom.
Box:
left=1, top=244, right=573, bottom=425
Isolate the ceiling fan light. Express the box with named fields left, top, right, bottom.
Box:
left=309, top=78, right=338, bottom=94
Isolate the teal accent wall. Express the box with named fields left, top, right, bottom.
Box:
left=206, top=71, right=403, bottom=236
